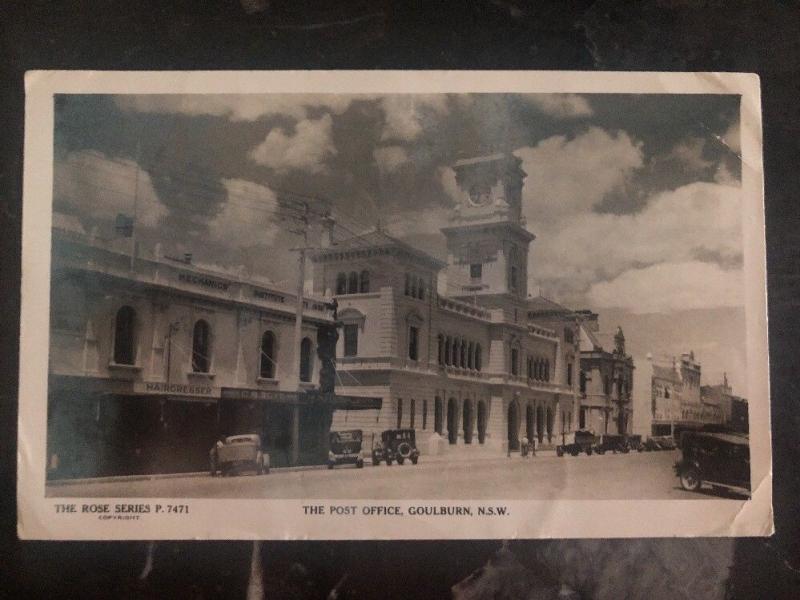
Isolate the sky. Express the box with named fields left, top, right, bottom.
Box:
left=51, top=92, right=747, bottom=395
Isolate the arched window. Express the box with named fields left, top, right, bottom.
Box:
left=259, top=331, right=276, bottom=378
left=453, top=338, right=461, bottom=367
left=113, top=306, right=136, bottom=365
left=437, top=334, right=444, bottom=365
left=445, top=336, right=452, bottom=366
left=567, top=362, right=573, bottom=386
left=475, top=344, right=482, bottom=371
left=508, top=245, right=519, bottom=292
left=300, top=337, right=313, bottom=382
left=468, top=342, right=475, bottom=370
left=579, top=370, right=587, bottom=395
left=422, top=399, right=428, bottom=429
left=544, top=360, right=550, bottom=381
left=417, top=278, right=425, bottom=300
left=410, top=275, right=418, bottom=298
left=397, top=398, right=403, bottom=429
left=410, top=398, right=416, bottom=428
left=434, top=396, right=443, bottom=434
left=408, top=325, right=419, bottom=361
left=510, top=348, right=519, bottom=376
left=348, top=271, right=359, bottom=294
left=404, top=273, right=411, bottom=296
left=604, top=375, right=611, bottom=396
left=336, top=273, right=347, bottom=295
left=359, top=270, right=370, bottom=293
left=192, top=319, right=211, bottom=373
left=460, top=340, right=466, bottom=368
left=527, top=356, right=533, bottom=380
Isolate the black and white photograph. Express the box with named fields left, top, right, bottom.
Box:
left=17, top=71, right=771, bottom=540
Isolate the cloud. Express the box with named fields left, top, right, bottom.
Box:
left=587, top=261, right=743, bottom=313
left=249, top=114, right=336, bottom=173
left=514, top=127, right=644, bottom=223
left=53, top=150, right=168, bottom=228
left=661, top=137, right=714, bottom=172
left=721, top=120, right=741, bottom=154
left=530, top=181, right=742, bottom=303
left=522, top=94, right=593, bottom=118
left=114, top=94, right=357, bottom=122
left=373, top=145, right=409, bottom=174
left=380, top=95, right=449, bottom=141
left=207, top=179, right=280, bottom=247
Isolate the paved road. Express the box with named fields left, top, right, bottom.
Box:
left=48, top=451, right=725, bottom=500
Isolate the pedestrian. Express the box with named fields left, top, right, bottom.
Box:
left=521, top=436, right=529, bottom=457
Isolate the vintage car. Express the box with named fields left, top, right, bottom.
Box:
left=594, top=433, right=631, bottom=455
left=627, top=434, right=645, bottom=452
left=372, top=429, right=420, bottom=466
left=556, top=430, right=597, bottom=457
left=210, top=434, right=269, bottom=476
left=674, top=430, right=750, bottom=496
left=328, top=429, right=365, bottom=469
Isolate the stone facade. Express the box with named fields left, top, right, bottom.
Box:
left=46, top=220, right=352, bottom=478
left=576, top=312, right=635, bottom=435
left=310, top=154, right=580, bottom=453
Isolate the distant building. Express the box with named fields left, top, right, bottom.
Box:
left=577, top=313, right=635, bottom=435
left=310, top=153, right=581, bottom=452
left=701, top=374, right=749, bottom=433
left=639, top=351, right=724, bottom=437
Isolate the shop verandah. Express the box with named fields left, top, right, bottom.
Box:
left=46, top=376, right=380, bottom=479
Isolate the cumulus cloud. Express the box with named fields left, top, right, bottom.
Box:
left=380, top=95, right=449, bottom=141
left=373, top=145, right=409, bottom=174
left=514, top=127, right=644, bottom=223
left=661, top=137, right=714, bottom=172
left=207, top=179, right=280, bottom=247
left=249, top=114, right=336, bottom=173
left=522, top=94, right=593, bottom=118
left=114, top=94, right=356, bottom=122
left=587, top=261, right=743, bottom=313
left=531, top=181, right=742, bottom=304
left=53, top=150, right=168, bottom=228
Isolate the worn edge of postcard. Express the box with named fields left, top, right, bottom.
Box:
left=17, top=70, right=772, bottom=540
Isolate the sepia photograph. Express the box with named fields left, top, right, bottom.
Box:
left=17, top=71, right=771, bottom=540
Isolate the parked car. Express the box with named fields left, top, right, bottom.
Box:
left=328, top=429, right=365, bottom=469
left=372, top=429, right=420, bottom=466
left=627, top=434, right=645, bottom=452
left=674, top=430, right=750, bottom=496
left=210, top=434, right=269, bottom=476
left=594, top=433, right=630, bottom=455
left=556, top=430, right=597, bottom=457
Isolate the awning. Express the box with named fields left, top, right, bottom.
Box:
left=221, top=387, right=381, bottom=410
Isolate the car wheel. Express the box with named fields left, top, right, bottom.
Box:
left=586, top=447, right=593, bottom=456
left=570, top=447, right=580, bottom=457
left=386, top=458, right=393, bottom=466
left=680, top=466, right=702, bottom=492
left=357, top=459, right=364, bottom=469
left=411, top=456, right=418, bottom=465
left=556, top=447, right=564, bottom=457
left=397, top=442, right=412, bottom=459
left=397, top=457, right=405, bottom=465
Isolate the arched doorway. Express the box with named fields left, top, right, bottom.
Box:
left=463, top=400, right=473, bottom=444
left=507, top=401, right=519, bottom=451
left=434, top=397, right=443, bottom=434
left=447, top=398, right=458, bottom=444
left=546, top=406, right=554, bottom=443
left=536, top=405, right=544, bottom=443
left=526, top=404, right=535, bottom=443
left=477, top=401, right=487, bottom=444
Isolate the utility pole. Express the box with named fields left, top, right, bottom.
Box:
left=130, top=140, right=141, bottom=271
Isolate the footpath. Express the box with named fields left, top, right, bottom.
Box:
left=46, top=449, right=558, bottom=487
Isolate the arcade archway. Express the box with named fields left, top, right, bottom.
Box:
left=526, top=404, right=535, bottom=443
left=507, top=401, right=520, bottom=451
left=447, top=398, right=458, bottom=444
left=463, top=400, right=473, bottom=444
left=477, top=401, right=487, bottom=444
left=536, top=405, right=544, bottom=443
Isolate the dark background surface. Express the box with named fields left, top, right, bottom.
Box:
left=2, top=1, right=799, bottom=598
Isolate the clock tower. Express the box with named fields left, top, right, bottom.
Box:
left=440, top=153, right=534, bottom=301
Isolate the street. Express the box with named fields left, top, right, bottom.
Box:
left=46, top=451, right=724, bottom=500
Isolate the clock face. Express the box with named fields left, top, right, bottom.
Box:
left=468, top=184, right=492, bottom=206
